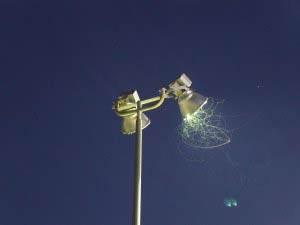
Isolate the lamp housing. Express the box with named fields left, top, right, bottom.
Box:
left=178, top=89, right=208, bottom=119
left=113, top=90, right=151, bottom=134
left=122, top=113, right=151, bottom=134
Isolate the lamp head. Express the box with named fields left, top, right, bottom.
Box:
left=121, top=113, right=150, bottom=134
left=113, top=90, right=151, bottom=135
left=178, top=89, right=208, bottom=119
left=168, top=74, right=208, bottom=119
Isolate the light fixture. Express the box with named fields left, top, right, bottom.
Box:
left=113, top=90, right=151, bottom=134
left=112, top=73, right=207, bottom=225
left=168, top=74, right=208, bottom=119
left=121, top=113, right=150, bottom=134
left=178, top=89, right=208, bottom=119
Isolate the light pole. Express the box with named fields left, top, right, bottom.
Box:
left=112, top=74, right=208, bottom=225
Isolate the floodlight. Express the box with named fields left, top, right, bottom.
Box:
left=178, top=89, right=208, bottom=119
left=167, top=74, right=208, bottom=119
left=122, top=113, right=151, bottom=134
left=113, top=90, right=151, bottom=134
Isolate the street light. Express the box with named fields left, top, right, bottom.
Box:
left=112, top=74, right=208, bottom=225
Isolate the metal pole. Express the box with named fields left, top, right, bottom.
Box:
left=132, top=101, right=142, bottom=225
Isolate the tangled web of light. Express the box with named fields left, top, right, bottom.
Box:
left=178, top=97, right=231, bottom=150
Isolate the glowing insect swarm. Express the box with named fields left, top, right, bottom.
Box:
left=178, top=98, right=231, bottom=149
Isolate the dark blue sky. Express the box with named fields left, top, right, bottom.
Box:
left=1, top=1, right=300, bottom=225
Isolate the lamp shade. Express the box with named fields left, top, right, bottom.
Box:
left=121, top=113, right=151, bottom=134
left=178, top=90, right=208, bottom=119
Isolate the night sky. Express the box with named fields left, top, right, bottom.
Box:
left=1, top=1, right=300, bottom=225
